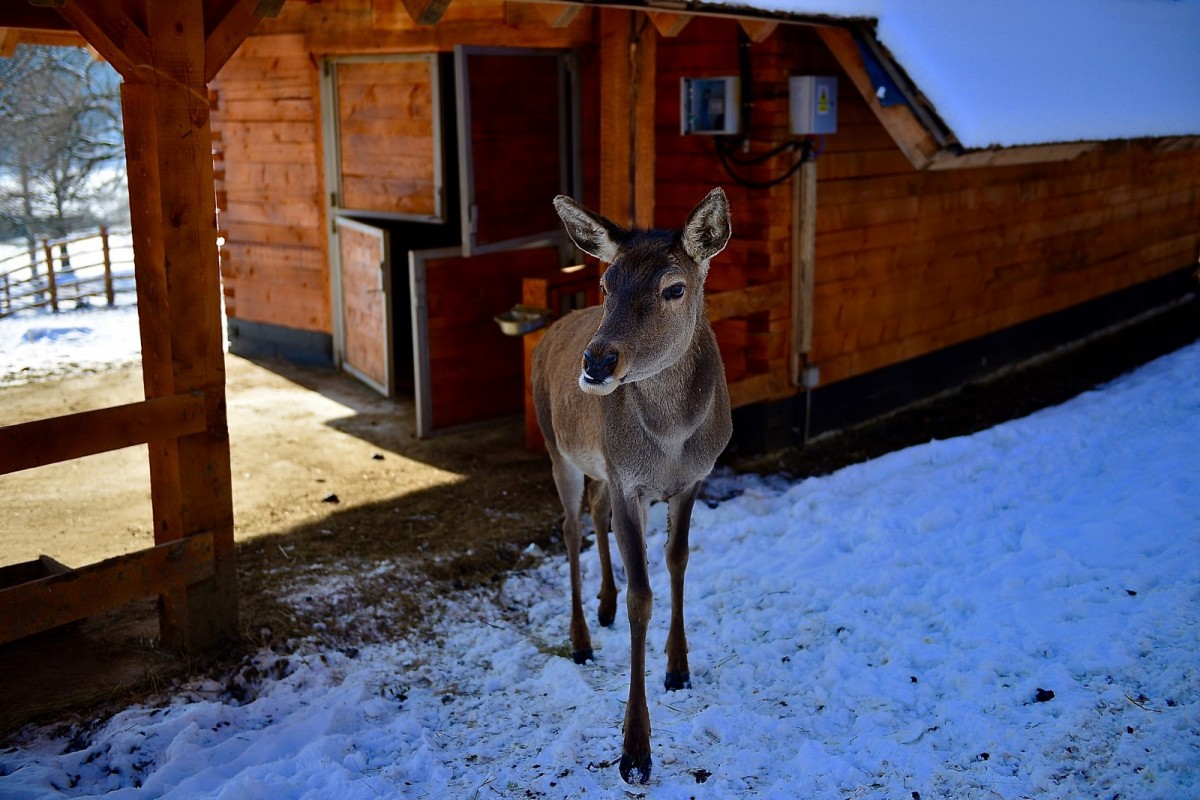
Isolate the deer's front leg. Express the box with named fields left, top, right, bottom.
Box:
left=664, top=481, right=700, bottom=691
left=610, top=487, right=653, bottom=784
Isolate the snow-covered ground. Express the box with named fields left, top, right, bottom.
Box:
left=0, top=305, right=142, bottom=386
left=2, top=318, right=1198, bottom=797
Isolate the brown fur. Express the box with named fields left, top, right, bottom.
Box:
left=532, top=189, right=733, bottom=784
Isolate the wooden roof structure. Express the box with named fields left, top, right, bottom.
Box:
left=0, top=0, right=289, bottom=650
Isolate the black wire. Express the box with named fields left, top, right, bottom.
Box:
left=714, top=137, right=814, bottom=189
left=715, top=136, right=800, bottom=166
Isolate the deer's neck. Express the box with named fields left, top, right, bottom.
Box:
left=608, top=317, right=721, bottom=438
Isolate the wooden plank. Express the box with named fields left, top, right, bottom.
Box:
left=706, top=282, right=787, bottom=321
left=416, top=246, right=561, bottom=433
left=0, top=394, right=207, bottom=475
left=403, top=0, right=454, bottom=26
left=599, top=9, right=656, bottom=227
left=205, top=0, right=268, bottom=83
left=56, top=2, right=151, bottom=78
left=536, top=2, right=584, bottom=29
left=338, top=221, right=391, bottom=395
left=0, top=533, right=216, bottom=645
left=817, top=26, right=939, bottom=171
left=647, top=11, right=693, bottom=38
left=739, top=19, right=779, bottom=43
left=928, top=142, right=1100, bottom=171
left=792, top=158, right=816, bottom=381
left=133, top=1, right=237, bottom=650
left=335, top=58, right=439, bottom=218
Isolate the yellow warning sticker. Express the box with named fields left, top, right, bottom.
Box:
left=817, top=86, right=831, bottom=114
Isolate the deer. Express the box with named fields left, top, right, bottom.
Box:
left=531, top=188, right=733, bottom=784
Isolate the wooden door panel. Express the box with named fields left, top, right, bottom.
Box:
left=456, top=48, right=570, bottom=254
left=338, top=218, right=391, bottom=395
left=333, top=56, right=443, bottom=221
left=411, top=245, right=561, bottom=434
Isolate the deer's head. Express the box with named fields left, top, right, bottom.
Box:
left=553, top=188, right=731, bottom=396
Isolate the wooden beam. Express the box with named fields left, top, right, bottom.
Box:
left=55, top=2, right=151, bottom=79
left=647, top=11, right=691, bottom=38
left=739, top=18, right=778, bottom=43
left=205, top=0, right=271, bottom=83
left=0, top=533, right=216, bottom=645
left=0, top=26, right=87, bottom=53
left=116, top=0, right=237, bottom=651
left=402, top=0, right=453, bottom=26
left=791, top=159, right=816, bottom=384
left=0, top=6, right=73, bottom=31
left=599, top=10, right=656, bottom=229
left=0, top=393, right=207, bottom=475
left=535, top=2, right=583, bottom=29
left=927, top=141, right=1100, bottom=170
left=817, top=26, right=939, bottom=170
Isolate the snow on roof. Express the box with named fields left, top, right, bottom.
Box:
left=709, top=0, right=1200, bottom=149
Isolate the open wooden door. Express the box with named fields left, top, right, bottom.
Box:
left=455, top=47, right=578, bottom=255
left=321, top=54, right=444, bottom=395
left=410, top=244, right=561, bottom=436
left=336, top=218, right=393, bottom=396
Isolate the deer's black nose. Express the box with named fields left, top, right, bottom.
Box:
left=582, top=349, right=618, bottom=383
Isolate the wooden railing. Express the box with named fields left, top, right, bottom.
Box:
left=0, top=226, right=135, bottom=318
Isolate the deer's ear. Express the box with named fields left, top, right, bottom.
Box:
left=554, top=196, right=625, bottom=264
left=681, top=187, right=731, bottom=267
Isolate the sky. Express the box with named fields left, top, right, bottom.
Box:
left=1, top=304, right=1197, bottom=798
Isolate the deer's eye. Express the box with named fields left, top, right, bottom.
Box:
left=662, top=283, right=685, bottom=301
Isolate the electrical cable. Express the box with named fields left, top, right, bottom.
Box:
left=713, top=136, right=814, bottom=189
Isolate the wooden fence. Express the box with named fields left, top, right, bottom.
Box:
left=0, top=226, right=135, bottom=318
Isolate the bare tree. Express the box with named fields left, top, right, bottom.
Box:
left=0, top=44, right=125, bottom=259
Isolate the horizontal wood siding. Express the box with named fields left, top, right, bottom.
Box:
left=658, top=18, right=1200, bottom=399
left=802, top=22, right=1200, bottom=386
left=212, top=34, right=329, bottom=333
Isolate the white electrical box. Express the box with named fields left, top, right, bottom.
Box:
left=680, top=76, right=740, bottom=135
left=789, top=75, right=838, bottom=135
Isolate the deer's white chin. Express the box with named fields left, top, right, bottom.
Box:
left=578, top=373, right=618, bottom=395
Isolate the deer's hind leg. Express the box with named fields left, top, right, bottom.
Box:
left=550, top=454, right=593, bottom=664
left=586, top=478, right=618, bottom=628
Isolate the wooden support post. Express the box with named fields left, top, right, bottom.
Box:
left=100, top=224, right=114, bottom=306
left=599, top=10, right=656, bottom=229
left=116, top=2, right=237, bottom=652
left=791, top=158, right=817, bottom=387
left=42, top=239, right=58, bottom=312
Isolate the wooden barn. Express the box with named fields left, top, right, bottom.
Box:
left=210, top=0, right=1200, bottom=448
left=1, top=0, right=1196, bottom=653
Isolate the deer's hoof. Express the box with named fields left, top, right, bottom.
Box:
left=664, top=671, right=691, bottom=691
left=598, top=607, right=616, bottom=628
left=619, top=750, right=652, bottom=785
left=572, top=647, right=594, bottom=665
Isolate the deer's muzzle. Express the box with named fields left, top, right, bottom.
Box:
left=579, top=348, right=619, bottom=394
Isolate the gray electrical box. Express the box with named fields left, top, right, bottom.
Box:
left=789, top=75, right=838, bottom=135
left=680, top=76, right=741, bottom=135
